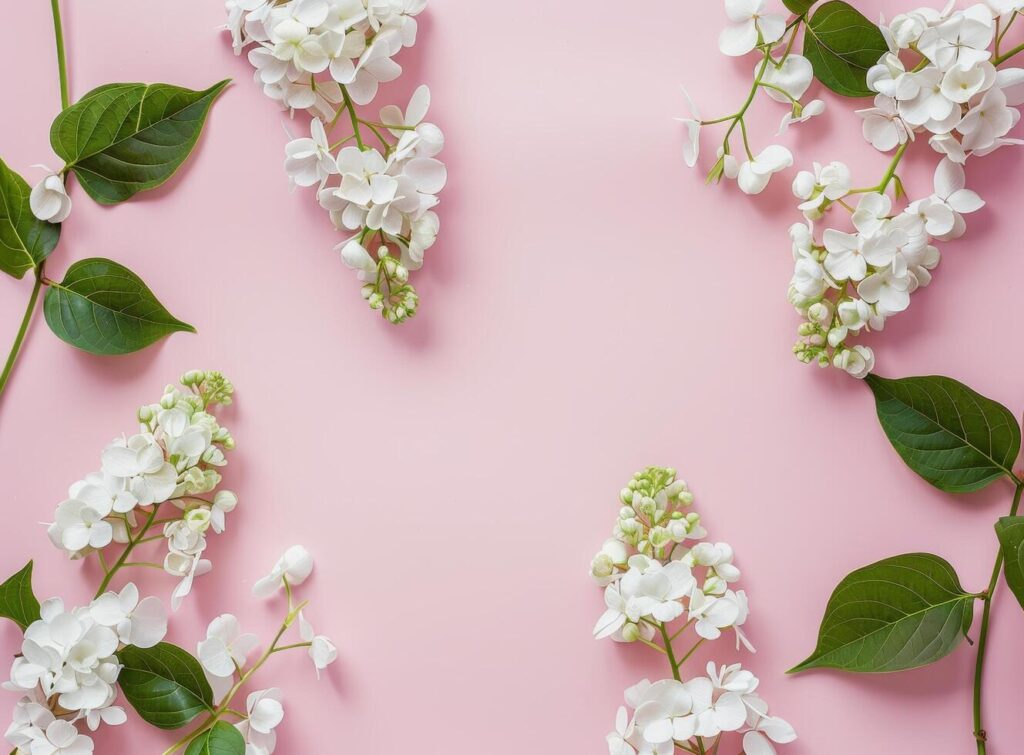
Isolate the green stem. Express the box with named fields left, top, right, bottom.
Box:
left=973, top=481, right=1024, bottom=754
left=340, top=86, right=365, bottom=150
left=994, top=41, right=1024, bottom=66
left=659, top=623, right=681, bottom=682
left=50, top=0, right=70, bottom=109
left=0, top=266, right=44, bottom=401
left=877, top=142, right=908, bottom=193
left=722, top=51, right=772, bottom=154
left=94, top=507, right=159, bottom=598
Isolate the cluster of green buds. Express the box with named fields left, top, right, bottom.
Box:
left=136, top=371, right=236, bottom=497
left=362, top=248, right=419, bottom=323
left=792, top=298, right=833, bottom=368
left=615, top=467, right=704, bottom=558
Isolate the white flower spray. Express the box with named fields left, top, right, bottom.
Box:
left=2, top=372, right=337, bottom=755
left=593, top=467, right=795, bottom=755
left=681, top=0, right=1024, bottom=378
left=225, top=0, right=446, bottom=324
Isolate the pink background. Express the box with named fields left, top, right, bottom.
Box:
left=2, top=0, right=1023, bottom=752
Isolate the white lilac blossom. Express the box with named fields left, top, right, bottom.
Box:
left=593, top=467, right=794, bottom=754
left=788, top=2, right=1017, bottom=377
left=685, top=1, right=1022, bottom=377
left=2, top=587, right=166, bottom=754
left=226, top=0, right=445, bottom=324
left=46, top=371, right=237, bottom=608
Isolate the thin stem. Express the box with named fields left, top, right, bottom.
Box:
left=94, top=507, right=159, bottom=598
left=722, top=51, right=772, bottom=155
left=973, top=481, right=1024, bottom=754
left=659, top=623, right=681, bottom=682
left=994, top=41, right=1024, bottom=65
left=340, top=86, right=365, bottom=150
left=50, top=0, right=70, bottom=109
left=0, top=266, right=45, bottom=401
left=877, top=142, right=908, bottom=193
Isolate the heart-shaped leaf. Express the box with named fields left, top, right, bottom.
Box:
left=185, top=722, right=246, bottom=755
left=43, top=258, right=195, bottom=355
left=0, top=561, right=41, bottom=631
left=0, top=159, right=60, bottom=279
left=784, top=0, right=818, bottom=14
left=791, top=553, right=976, bottom=673
left=803, top=1, right=888, bottom=97
left=996, top=516, right=1024, bottom=611
left=50, top=80, right=229, bottom=205
left=118, top=643, right=214, bottom=730
left=865, top=375, right=1020, bottom=493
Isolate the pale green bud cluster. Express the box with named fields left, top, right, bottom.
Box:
left=613, top=467, right=701, bottom=560
left=361, top=249, right=419, bottom=323
left=181, top=370, right=235, bottom=408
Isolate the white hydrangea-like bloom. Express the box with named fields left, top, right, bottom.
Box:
left=45, top=371, right=237, bottom=608
left=226, top=0, right=444, bottom=324
left=593, top=468, right=794, bottom=754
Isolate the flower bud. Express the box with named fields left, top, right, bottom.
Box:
left=621, top=623, right=641, bottom=643
left=138, top=405, right=155, bottom=423
left=214, top=490, right=238, bottom=512
left=185, top=508, right=212, bottom=533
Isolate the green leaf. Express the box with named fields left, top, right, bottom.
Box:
left=803, top=1, right=888, bottom=97
left=0, top=158, right=60, bottom=279
left=0, top=561, right=41, bottom=631
left=865, top=375, right=1020, bottom=493
left=118, top=643, right=214, bottom=730
left=996, top=516, right=1024, bottom=611
left=184, top=722, right=246, bottom=755
left=783, top=0, right=818, bottom=13
left=791, top=553, right=976, bottom=673
left=50, top=80, right=229, bottom=205
left=43, top=258, right=195, bottom=355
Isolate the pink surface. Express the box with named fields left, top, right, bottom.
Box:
left=2, top=0, right=1023, bottom=752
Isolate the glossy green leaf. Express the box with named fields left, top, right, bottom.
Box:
left=803, top=1, right=888, bottom=97
left=784, top=0, right=818, bottom=14
left=50, top=80, right=229, bottom=205
left=43, top=258, right=195, bottom=355
left=866, top=375, right=1020, bottom=493
left=996, top=516, right=1024, bottom=611
left=0, top=561, right=41, bottom=631
left=0, top=158, right=60, bottom=279
left=118, top=643, right=214, bottom=730
left=184, top=722, right=246, bottom=755
left=791, top=553, right=976, bottom=673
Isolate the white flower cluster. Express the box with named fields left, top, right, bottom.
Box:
left=3, top=584, right=167, bottom=754
left=197, top=546, right=337, bottom=755
left=592, top=467, right=794, bottom=755
left=226, top=0, right=446, bottom=324
left=47, top=371, right=237, bottom=609
left=789, top=1, right=1022, bottom=377
left=679, top=0, right=827, bottom=195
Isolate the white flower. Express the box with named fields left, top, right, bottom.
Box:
left=591, top=538, right=630, bottom=584
left=793, top=161, right=851, bottom=213
left=857, top=95, right=911, bottom=151
left=676, top=86, right=701, bottom=168
left=822, top=229, right=866, bottom=281
left=834, top=344, right=875, bottom=379
left=338, top=239, right=378, bottom=281
left=940, top=61, right=995, bottom=104
left=688, top=589, right=750, bottom=645
left=48, top=493, right=114, bottom=554
left=284, top=119, right=338, bottom=187
left=626, top=678, right=697, bottom=748
left=899, top=68, right=957, bottom=129
left=851, top=192, right=892, bottom=237
left=760, top=55, right=814, bottom=102
left=742, top=692, right=797, bottom=754
left=32, top=720, right=93, bottom=754
left=777, top=99, right=824, bottom=135
left=737, top=145, right=792, bottom=195
left=719, top=0, right=784, bottom=57
left=927, top=157, right=984, bottom=239
left=253, top=545, right=314, bottom=597
left=959, top=85, right=1018, bottom=152
left=211, top=490, right=238, bottom=534
left=198, top=614, right=260, bottom=678
left=297, top=611, right=338, bottom=678
left=29, top=173, right=71, bottom=223
left=686, top=675, right=746, bottom=738
left=790, top=257, right=828, bottom=300
left=918, top=6, right=994, bottom=71
left=237, top=688, right=284, bottom=754
left=89, top=583, right=167, bottom=649
left=379, top=85, right=444, bottom=159
left=101, top=434, right=177, bottom=506
left=269, top=18, right=329, bottom=73
left=336, top=39, right=402, bottom=105
left=867, top=53, right=916, bottom=99
left=858, top=264, right=911, bottom=314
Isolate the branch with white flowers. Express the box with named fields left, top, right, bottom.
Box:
left=0, top=0, right=227, bottom=406
left=1, top=372, right=337, bottom=755
left=682, top=0, right=1024, bottom=378
left=226, top=0, right=447, bottom=324
left=593, top=467, right=795, bottom=755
